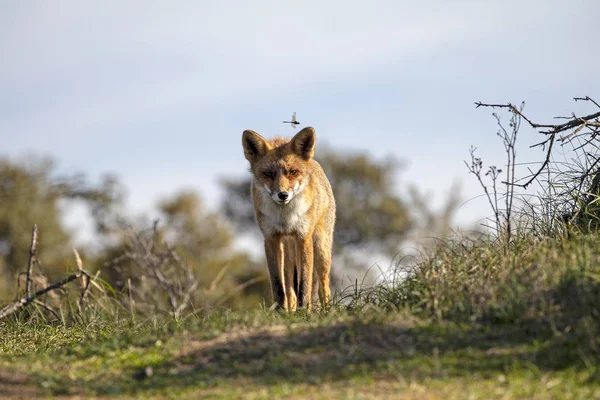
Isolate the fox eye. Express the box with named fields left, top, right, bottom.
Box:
left=289, top=169, right=298, bottom=176
left=263, top=171, right=274, bottom=178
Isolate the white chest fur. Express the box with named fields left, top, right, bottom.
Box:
left=255, top=186, right=312, bottom=237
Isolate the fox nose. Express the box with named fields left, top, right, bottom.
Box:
left=278, top=192, right=289, bottom=201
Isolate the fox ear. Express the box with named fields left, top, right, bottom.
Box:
left=290, top=127, right=316, bottom=160
left=242, top=130, right=270, bottom=162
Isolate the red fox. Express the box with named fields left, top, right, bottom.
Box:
left=242, top=127, right=336, bottom=311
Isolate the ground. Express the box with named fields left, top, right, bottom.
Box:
left=0, top=310, right=597, bottom=399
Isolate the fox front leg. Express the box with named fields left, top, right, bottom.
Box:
left=264, top=236, right=287, bottom=310
left=283, top=239, right=297, bottom=312
left=295, top=235, right=314, bottom=312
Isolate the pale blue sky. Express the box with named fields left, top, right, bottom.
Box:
left=2, top=1, right=599, bottom=242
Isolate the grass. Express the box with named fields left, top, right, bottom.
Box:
left=0, top=311, right=597, bottom=399
left=1, top=233, right=600, bottom=399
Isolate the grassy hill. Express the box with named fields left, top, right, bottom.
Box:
left=1, top=233, right=599, bottom=399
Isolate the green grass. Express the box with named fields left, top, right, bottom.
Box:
left=1, top=233, right=600, bottom=398
left=0, top=311, right=598, bottom=399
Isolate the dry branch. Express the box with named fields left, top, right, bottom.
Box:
left=0, top=271, right=88, bottom=320
left=25, top=225, right=38, bottom=298
left=475, top=98, right=600, bottom=189
left=105, top=223, right=199, bottom=318
left=1, top=226, right=93, bottom=321
left=475, top=96, right=600, bottom=234
left=475, top=101, right=600, bottom=134
left=32, top=299, right=59, bottom=320
left=74, top=249, right=90, bottom=312
left=575, top=96, right=600, bottom=109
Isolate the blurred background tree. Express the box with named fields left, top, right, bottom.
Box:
left=0, top=156, right=123, bottom=294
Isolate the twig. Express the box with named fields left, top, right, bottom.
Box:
left=128, top=278, right=135, bottom=318
left=464, top=147, right=501, bottom=232
left=74, top=249, right=90, bottom=312
left=32, top=300, right=59, bottom=320
left=476, top=101, right=555, bottom=130
left=174, top=281, right=198, bottom=318
left=0, top=271, right=88, bottom=320
left=476, top=102, right=562, bottom=189
left=574, top=96, right=600, bottom=110
left=207, top=264, right=230, bottom=292
left=25, top=225, right=38, bottom=298
left=559, top=123, right=589, bottom=144
left=475, top=101, right=600, bottom=134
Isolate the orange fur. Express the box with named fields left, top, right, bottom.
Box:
left=242, top=127, right=336, bottom=311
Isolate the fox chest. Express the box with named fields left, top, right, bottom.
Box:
left=257, top=195, right=312, bottom=237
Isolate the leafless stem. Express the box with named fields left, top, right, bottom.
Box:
left=498, top=106, right=520, bottom=242
left=574, top=96, right=600, bottom=110
left=174, top=280, right=199, bottom=318
left=475, top=101, right=600, bottom=134
left=74, top=249, right=90, bottom=312
left=464, top=146, right=501, bottom=233
left=25, top=225, right=38, bottom=298
left=207, top=264, right=230, bottom=293
left=127, top=278, right=135, bottom=318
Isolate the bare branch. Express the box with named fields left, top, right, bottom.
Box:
left=74, top=249, right=90, bottom=312
left=32, top=300, right=59, bottom=320
left=174, top=281, right=198, bottom=318
left=0, top=271, right=88, bottom=320
left=476, top=101, right=600, bottom=135
left=25, top=225, right=38, bottom=298
left=475, top=101, right=600, bottom=189
left=574, top=96, right=600, bottom=109
left=464, top=146, right=501, bottom=232
left=105, top=223, right=199, bottom=317
left=514, top=133, right=556, bottom=189
left=477, top=96, right=600, bottom=236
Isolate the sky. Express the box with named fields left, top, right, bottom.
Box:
left=2, top=1, right=600, bottom=247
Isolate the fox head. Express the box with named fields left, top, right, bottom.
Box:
left=242, top=127, right=316, bottom=205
